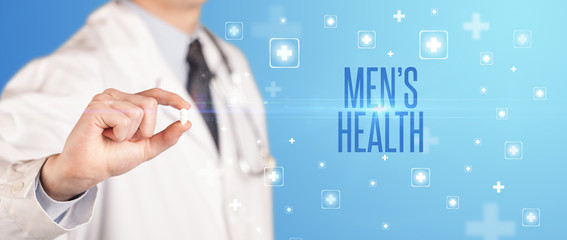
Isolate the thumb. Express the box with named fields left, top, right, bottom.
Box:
left=144, top=120, right=192, bottom=160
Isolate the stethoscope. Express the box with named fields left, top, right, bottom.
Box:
left=203, top=28, right=275, bottom=176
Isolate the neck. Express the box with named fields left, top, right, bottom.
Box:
left=132, top=0, right=201, bottom=34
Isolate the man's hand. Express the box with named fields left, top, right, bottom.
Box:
left=40, top=88, right=192, bottom=201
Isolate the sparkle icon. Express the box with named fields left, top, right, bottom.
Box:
left=514, top=30, right=532, bottom=48
left=284, top=206, right=293, bottom=214
left=496, top=108, right=508, bottom=120
left=522, top=208, right=540, bottom=227
left=480, top=52, right=493, bottom=65
left=381, top=222, right=390, bottom=231
left=446, top=196, right=460, bottom=209
left=318, top=161, right=326, bottom=169
left=224, top=22, right=243, bottom=40
left=321, top=190, right=341, bottom=209
left=419, top=30, right=448, bottom=59
left=431, top=8, right=438, bottom=16
left=411, top=168, right=430, bottom=187
left=369, top=179, right=377, bottom=187
left=533, top=87, right=546, bottom=100
left=505, top=141, right=523, bottom=160
left=464, top=165, right=473, bottom=173
left=279, top=17, right=287, bottom=25
left=480, top=86, right=488, bottom=95
left=269, top=38, right=300, bottom=68
left=473, top=138, right=482, bottom=146
left=324, top=15, right=337, bottom=28
left=264, top=167, right=284, bottom=186
left=358, top=30, right=376, bottom=49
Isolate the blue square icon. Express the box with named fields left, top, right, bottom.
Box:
left=358, top=30, right=376, bottom=49
left=411, top=168, right=430, bottom=187
left=225, top=22, right=243, bottom=40
left=480, top=52, right=493, bottom=65
left=496, top=108, right=508, bottom=120
left=505, top=141, right=523, bottom=160
left=264, top=167, right=284, bottom=186
left=446, top=196, right=459, bottom=209
left=269, top=38, right=300, bottom=68
left=419, top=30, right=448, bottom=59
left=324, top=15, right=337, bottom=28
left=522, top=208, right=540, bottom=227
left=533, top=87, right=546, bottom=100
left=321, top=190, right=341, bottom=209
left=514, top=30, right=532, bottom=48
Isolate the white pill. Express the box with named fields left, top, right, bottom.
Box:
left=179, top=109, right=189, bottom=125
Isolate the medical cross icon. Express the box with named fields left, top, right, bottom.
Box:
left=522, top=208, right=541, bottom=227
left=321, top=190, right=341, bottom=209
left=496, top=108, right=508, bottom=120
left=229, top=198, right=242, bottom=211
left=323, top=15, right=337, bottom=28
left=463, top=13, right=490, bottom=40
left=446, top=196, right=459, bottom=209
left=466, top=203, right=516, bottom=239
left=224, top=22, right=243, bottom=40
left=393, top=10, right=405, bottom=22
left=288, top=138, right=295, bottom=144
left=268, top=171, right=279, bottom=182
left=514, top=30, right=532, bottom=48
left=277, top=45, right=292, bottom=61
left=419, top=30, right=448, bottom=59
left=381, top=154, right=388, bottom=161
left=357, top=30, right=376, bottom=49
left=229, top=26, right=239, bottom=36
left=269, top=38, right=300, bottom=68
left=493, top=181, right=505, bottom=193
left=416, top=172, right=426, bottom=182
left=264, top=167, right=284, bottom=186
left=411, top=168, right=430, bottom=187
left=533, top=87, right=547, bottom=100
left=265, top=81, right=281, bottom=98
left=426, top=37, right=441, bottom=52
left=505, top=141, right=523, bottom=159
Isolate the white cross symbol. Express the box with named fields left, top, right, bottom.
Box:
left=463, top=13, right=490, bottom=40
left=509, top=145, right=519, bottom=155
left=387, top=51, right=394, bottom=57
left=517, top=34, right=528, bottom=44
left=229, top=198, right=242, bottom=211
left=268, top=171, right=279, bottom=182
left=426, top=37, right=442, bottom=52
left=289, top=138, right=295, bottom=144
left=415, top=172, right=427, bottom=183
left=466, top=204, right=516, bottom=239
left=265, top=81, right=281, bottom=97
left=382, top=154, right=388, bottom=161
left=326, top=17, right=335, bottom=26
left=449, top=199, right=457, bottom=206
left=229, top=26, right=240, bottom=36
left=481, top=87, right=487, bottom=93
left=243, top=71, right=250, bottom=79
left=465, top=166, right=472, bottom=172
left=526, top=212, right=536, bottom=222
left=510, top=66, right=517, bottom=72
left=361, top=34, right=372, bottom=45
left=325, top=194, right=337, bottom=205
left=482, top=54, right=491, bottom=63
left=276, top=45, right=293, bottom=61
left=493, top=181, right=505, bottom=193
left=536, top=90, right=544, bottom=97
left=393, top=10, right=406, bottom=22
left=498, top=110, right=507, bottom=118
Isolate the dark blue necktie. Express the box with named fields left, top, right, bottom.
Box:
left=186, top=40, right=219, bottom=150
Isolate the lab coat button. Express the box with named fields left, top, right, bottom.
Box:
left=11, top=181, right=24, bottom=193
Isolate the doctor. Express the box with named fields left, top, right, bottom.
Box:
left=0, top=0, right=273, bottom=239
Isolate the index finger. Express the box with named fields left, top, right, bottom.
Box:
left=136, top=88, right=191, bottom=110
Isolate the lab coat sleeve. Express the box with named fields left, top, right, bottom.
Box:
left=0, top=33, right=105, bottom=239
left=0, top=155, right=98, bottom=240
left=35, top=173, right=92, bottom=223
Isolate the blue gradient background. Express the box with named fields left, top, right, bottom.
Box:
left=1, top=0, right=565, bottom=239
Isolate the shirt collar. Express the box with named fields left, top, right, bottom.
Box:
left=122, top=0, right=198, bottom=83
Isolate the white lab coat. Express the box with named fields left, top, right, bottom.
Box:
left=0, top=2, right=273, bottom=240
